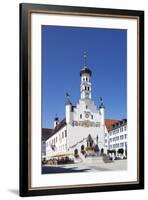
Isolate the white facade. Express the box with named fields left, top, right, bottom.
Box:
left=46, top=125, right=67, bottom=160
left=45, top=63, right=107, bottom=160
left=66, top=98, right=105, bottom=153
left=105, top=119, right=128, bottom=158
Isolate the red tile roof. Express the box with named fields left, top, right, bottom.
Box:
left=105, top=119, right=127, bottom=131
left=105, top=119, right=119, bottom=130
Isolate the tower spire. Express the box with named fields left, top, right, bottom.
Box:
left=80, top=52, right=92, bottom=99
left=54, top=113, right=59, bottom=128
left=84, top=51, right=87, bottom=67
left=65, top=92, right=72, bottom=105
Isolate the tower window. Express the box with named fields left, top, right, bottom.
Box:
left=80, top=114, right=82, bottom=119
left=91, top=115, right=93, bottom=119
left=65, top=130, right=67, bottom=137
left=85, top=86, right=87, bottom=90
left=88, top=87, right=89, bottom=91
left=86, top=77, right=88, bottom=81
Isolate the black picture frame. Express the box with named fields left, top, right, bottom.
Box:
left=20, top=3, right=144, bottom=197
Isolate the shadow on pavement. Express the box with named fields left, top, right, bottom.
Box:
left=42, top=166, right=91, bottom=174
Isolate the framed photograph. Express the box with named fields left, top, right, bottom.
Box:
left=20, top=3, right=144, bottom=197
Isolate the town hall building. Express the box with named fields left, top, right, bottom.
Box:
left=45, top=56, right=108, bottom=161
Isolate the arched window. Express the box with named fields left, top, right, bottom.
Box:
left=80, top=114, right=82, bottom=119
left=81, top=145, right=85, bottom=151
left=101, top=148, right=104, bottom=155
left=74, top=149, right=78, bottom=157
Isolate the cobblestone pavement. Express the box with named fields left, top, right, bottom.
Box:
left=42, top=160, right=127, bottom=174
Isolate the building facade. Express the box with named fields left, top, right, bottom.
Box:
left=105, top=119, right=127, bottom=158
left=104, top=119, right=119, bottom=149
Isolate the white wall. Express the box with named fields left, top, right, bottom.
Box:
left=46, top=126, right=67, bottom=158
left=0, top=0, right=147, bottom=200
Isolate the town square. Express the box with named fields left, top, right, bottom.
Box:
left=41, top=25, right=127, bottom=174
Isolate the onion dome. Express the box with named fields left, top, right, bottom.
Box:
left=80, top=66, right=92, bottom=77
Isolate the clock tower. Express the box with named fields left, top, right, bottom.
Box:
left=80, top=53, right=92, bottom=100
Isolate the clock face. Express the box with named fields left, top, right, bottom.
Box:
left=85, top=113, right=89, bottom=118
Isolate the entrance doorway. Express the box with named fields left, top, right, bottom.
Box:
left=87, top=134, right=93, bottom=148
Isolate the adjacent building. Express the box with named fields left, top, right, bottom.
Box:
left=104, top=119, right=119, bottom=148
left=105, top=119, right=128, bottom=158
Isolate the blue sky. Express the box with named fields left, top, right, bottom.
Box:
left=42, top=25, right=127, bottom=128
